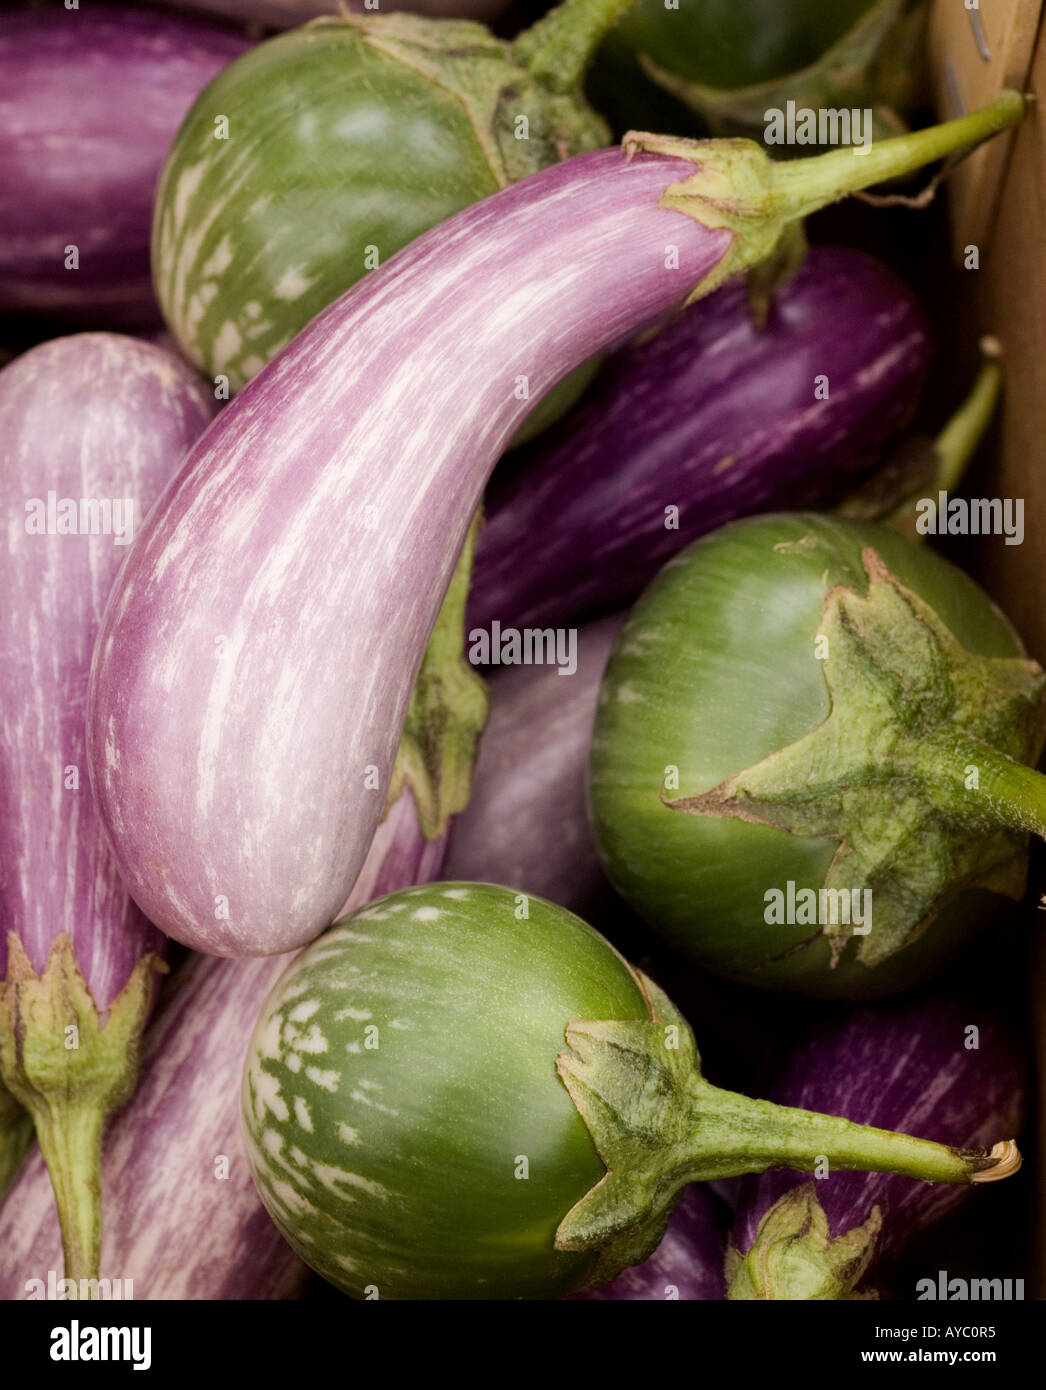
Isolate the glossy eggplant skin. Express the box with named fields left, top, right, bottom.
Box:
left=731, top=993, right=1025, bottom=1293
left=446, top=614, right=623, bottom=918
left=242, top=883, right=652, bottom=1300
left=612, top=0, right=875, bottom=91
left=470, top=248, right=929, bottom=632
left=0, top=7, right=250, bottom=326
left=570, top=1185, right=728, bottom=1300
left=588, top=513, right=1031, bottom=1000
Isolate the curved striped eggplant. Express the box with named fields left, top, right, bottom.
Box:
left=0, top=334, right=217, bottom=1282
left=0, top=787, right=441, bottom=1301
left=88, top=96, right=1025, bottom=959
left=0, top=7, right=250, bottom=327
left=728, top=994, right=1025, bottom=1299
left=469, top=246, right=929, bottom=632
left=446, top=614, right=623, bottom=918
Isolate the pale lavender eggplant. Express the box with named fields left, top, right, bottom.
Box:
left=87, top=147, right=733, bottom=958
left=0, top=788, right=445, bottom=1300
left=145, top=0, right=510, bottom=26
left=0, top=333, right=217, bottom=1280
left=0, top=7, right=251, bottom=326
left=84, top=99, right=1024, bottom=959
left=469, top=246, right=930, bottom=633
left=569, top=1185, right=728, bottom=1301
left=730, top=995, right=1025, bottom=1298
left=445, top=613, right=623, bottom=919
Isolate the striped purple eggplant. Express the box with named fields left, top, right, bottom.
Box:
left=0, top=786, right=445, bottom=1300
left=0, top=334, right=217, bottom=1282
left=446, top=614, right=623, bottom=919
left=469, top=246, right=929, bottom=633
left=85, top=95, right=1025, bottom=960
left=0, top=6, right=250, bottom=327
left=728, top=994, right=1025, bottom=1299
left=569, top=1185, right=729, bottom=1300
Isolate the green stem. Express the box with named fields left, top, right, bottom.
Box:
left=698, top=1080, right=991, bottom=1184
left=514, top=0, right=639, bottom=93
left=769, top=89, right=1025, bottom=221
left=931, top=350, right=1003, bottom=495
left=919, top=728, right=1046, bottom=841
left=0, top=1082, right=33, bottom=1203
left=30, top=1099, right=105, bottom=1291
left=554, top=976, right=1015, bottom=1285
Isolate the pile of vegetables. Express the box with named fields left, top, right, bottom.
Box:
left=0, top=0, right=1039, bottom=1315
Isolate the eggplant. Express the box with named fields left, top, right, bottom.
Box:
left=0, top=788, right=444, bottom=1300
left=0, top=334, right=217, bottom=1281
left=150, top=0, right=628, bottom=416
left=589, top=511, right=1046, bottom=999
left=0, top=6, right=251, bottom=328
left=446, top=614, right=622, bottom=917
left=569, top=1185, right=729, bottom=1300
left=87, top=98, right=1025, bottom=960
left=469, top=245, right=930, bottom=633
left=729, top=994, right=1025, bottom=1298
left=241, top=882, right=1017, bottom=1300
left=599, top=0, right=924, bottom=145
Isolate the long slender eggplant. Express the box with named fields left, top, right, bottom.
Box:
left=0, top=334, right=217, bottom=1282
left=728, top=994, right=1025, bottom=1298
left=0, top=788, right=444, bottom=1300
left=86, top=96, right=1025, bottom=960
left=0, top=7, right=250, bottom=326
left=469, top=245, right=929, bottom=632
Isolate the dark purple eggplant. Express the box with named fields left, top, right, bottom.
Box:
left=468, top=246, right=929, bottom=633
left=446, top=614, right=622, bottom=919
left=569, top=1185, right=728, bottom=1300
left=729, top=994, right=1025, bottom=1299
left=0, top=7, right=251, bottom=327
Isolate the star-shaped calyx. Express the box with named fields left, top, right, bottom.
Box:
left=664, top=547, right=1046, bottom=967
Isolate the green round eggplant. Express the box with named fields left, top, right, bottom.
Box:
left=243, top=879, right=1019, bottom=1297
left=242, top=883, right=649, bottom=1300
left=151, top=13, right=608, bottom=426
left=589, top=513, right=1046, bottom=1000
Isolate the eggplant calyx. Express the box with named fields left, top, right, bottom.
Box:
left=726, top=1186, right=882, bottom=1301
left=388, top=512, right=490, bottom=841
left=664, top=547, right=1046, bottom=968
left=627, top=89, right=1024, bottom=309
left=636, top=0, right=916, bottom=145
left=316, top=13, right=609, bottom=192
left=553, top=971, right=1007, bottom=1288
left=0, top=933, right=167, bottom=1283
